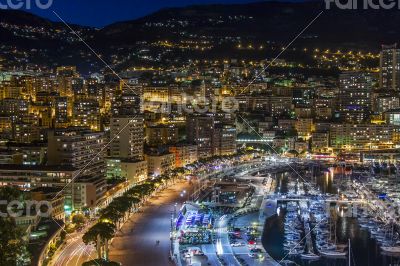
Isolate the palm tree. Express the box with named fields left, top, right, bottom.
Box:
left=83, top=221, right=116, bottom=260
left=126, top=196, right=140, bottom=211
left=110, top=197, right=131, bottom=222
left=138, top=183, right=155, bottom=200
left=99, top=208, right=122, bottom=227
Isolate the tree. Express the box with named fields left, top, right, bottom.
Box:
left=83, top=222, right=116, bottom=260
left=0, top=187, right=30, bottom=265
left=123, top=193, right=141, bottom=211
left=99, top=208, right=122, bottom=226
left=109, top=198, right=130, bottom=222
left=129, top=197, right=140, bottom=210
left=72, top=213, right=86, bottom=230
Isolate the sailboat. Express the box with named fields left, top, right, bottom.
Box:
left=300, top=252, right=320, bottom=260
left=380, top=223, right=400, bottom=254
left=381, top=246, right=400, bottom=253
left=319, top=249, right=347, bottom=257
left=318, top=215, right=347, bottom=258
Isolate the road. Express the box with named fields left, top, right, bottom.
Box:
left=216, top=215, right=241, bottom=266
left=109, top=180, right=191, bottom=266
left=52, top=180, right=191, bottom=266
left=51, top=231, right=97, bottom=266
left=53, top=158, right=287, bottom=266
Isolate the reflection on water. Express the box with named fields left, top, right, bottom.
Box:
left=262, top=171, right=400, bottom=266
left=263, top=212, right=400, bottom=266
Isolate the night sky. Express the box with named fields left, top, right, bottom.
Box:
left=27, top=0, right=258, bottom=27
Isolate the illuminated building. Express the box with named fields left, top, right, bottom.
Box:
left=31, top=187, right=65, bottom=221
left=292, top=139, right=308, bottom=153
left=112, top=93, right=142, bottom=115
left=56, top=66, right=77, bottom=77
left=0, top=117, right=11, bottom=133
left=168, top=144, right=198, bottom=168
left=270, top=96, right=292, bottom=117
left=311, top=132, right=329, bottom=152
left=120, top=79, right=142, bottom=96
left=146, top=124, right=178, bottom=146
left=338, top=72, right=372, bottom=123
left=186, top=114, right=214, bottom=158
left=385, top=109, right=400, bottom=126
left=47, top=128, right=107, bottom=208
left=54, top=96, right=68, bottom=127
left=0, top=99, right=28, bottom=124
left=295, top=107, right=313, bottom=118
left=295, top=118, right=314, bottom=139
left=86, top=77, right=103, bottom=104
left=272, top=137, right=288, bottom=150
left=251, top=96, right=269, bottom=111
left=106, top=158, right=147, bottom=184
left=0, top=75, right=24, bottom=99
left=72, top=100, right=101, bottom=131
left=292, top=88, right=314, bottom=106
left=143, top=87, right=169, bottom=103
left=110, top=115, right=144, bottom=161
left=277, top=119, right=296, bottom=131
left=213, top=124, right=237, bottom=156
left=380, top=44, right=400, bottom=90
left=330, top=124, right=395, bottom=150
left=14, top=123, right=41, bottom=143
left=71, top=77, right=85, bottom=95
left=145, top=152, right=175, bottom=176
left=374, top=95, right=399, bottom=113
left=187, top=113, right=236, bottom=158
left=0, top=165, right=87, bottom=212
left=5, top=143, right=47, bottom=165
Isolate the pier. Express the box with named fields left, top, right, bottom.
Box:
left=299, top=201, right=315, bottom=254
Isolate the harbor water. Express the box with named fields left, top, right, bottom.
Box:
left=261, top=171, right=400, bottom=266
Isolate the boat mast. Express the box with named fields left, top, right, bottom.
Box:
left=348, top=238, right=351, bottom=266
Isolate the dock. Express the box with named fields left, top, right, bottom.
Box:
left=300, top=201, right=315, bottom=254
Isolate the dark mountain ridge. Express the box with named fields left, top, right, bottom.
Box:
left=0, top=1, right=398, bottom=72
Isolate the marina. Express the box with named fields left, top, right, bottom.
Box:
left=261, top=166, right=400, bottom=266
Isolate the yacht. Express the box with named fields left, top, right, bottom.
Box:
left=381, top=245, right=400, bottom=254
left=319, top=249, right=347, bottom=258
left=300, top=252, right=320, bottom=260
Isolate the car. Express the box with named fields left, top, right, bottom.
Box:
left=248, top=253, right=257, bottom=258
left=193, top=250, right=204, bottom=256
left=231, top=242, right=242, bottom=247
left=248, top=240, right=257, bottom=246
